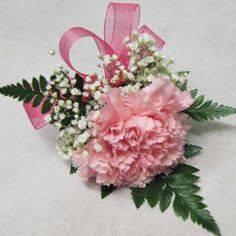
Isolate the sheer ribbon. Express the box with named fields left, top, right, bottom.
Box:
left=24, top=3, right=165, bottom=129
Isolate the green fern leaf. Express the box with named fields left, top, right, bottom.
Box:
left=32, top=77, right=40, bottom=93
left=69, top=164, right=77, bottom=174
left=22, top=79, right=32, bottom=90
left=185, top=92, right=236, bottom=121
left=24, top=93, right=35, bottom=103
left=39, top=75, right=47, bottom=92
left=101, top=185, right=116, bottom=199
left=145, top=176, right=164, bottom=207
left=41, top=98, right=53, bottom=113
left=0, top=77, right=48, bottom=107
left=184, top=144, right=202, bottom=158
left=159, top=186, right=173, bottom=212
left=190, top=89, right=198, bottom=98
left=180, top=79, right=188, bottom=91
left=130, top=164, right=221, bottom=236
left=33, top=94, right=44, bottom=107
left=131, top=187, right=146, bottom=209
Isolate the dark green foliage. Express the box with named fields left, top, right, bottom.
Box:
left=32, top=94, right=44, bottom=108
left=130, top=164, right=221, bottom=236
left=0, top=76, right=52, bottom=113
left=41, top=98, right=53, bottom=113
left=159, top=186, right=173, bottom=212
left=185, top=91, right=236, bottom=121
left=177, top=70, right=190, bottom=77
left=190, top=89, right=198, bottom=98
left=184, top=144, right=202, bottom=158
left=131, top=187, right=146, bottom=208
left=101, top=185, right=116, bottom=199
left=70, top=164, right=77, bottom=174
left=39, top=75, right=47, bottom=92
left=32, top=77, right=40, bottom=93
left=145, top=176, right=164, bottom=207
left=75, top=73, right=84, bottom=91
left=75, top=73, right=87, bottom=116
left=179, top=79, right=188, bottom=91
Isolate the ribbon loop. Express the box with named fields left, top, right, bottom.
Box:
left=104, top=3, right=140, bottom=56
left=138, top=25, right=165, bottom=50
left=59, top=27, right=114, bottom=78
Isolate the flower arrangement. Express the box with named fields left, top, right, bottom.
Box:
left=0, top=3, right=235, bottom=236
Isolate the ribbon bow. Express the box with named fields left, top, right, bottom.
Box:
left=24, top=2, right=165, bottom=129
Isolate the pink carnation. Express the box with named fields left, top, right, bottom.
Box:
left=73, top=79, right=194, bottom=187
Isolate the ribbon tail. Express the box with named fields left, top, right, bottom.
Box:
left=23, top=97, right=52, bottom=129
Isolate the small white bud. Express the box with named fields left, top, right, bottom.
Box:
left=71, top=88, right=81, bottom=96
left=85, top=76, right=92, bottom=83
left=66, top=100, right=72, bottom=105
left=71, top=79, right=76, bottom=85
left=61, top=88, right=67, bottom=94
left=73, top=107, right=79, bottom=113
left=111, top=54, right=118, bottom=61
left=52, top=92, right=57, bottom=98
left=58, top=100, right=64, bottom=106
left=74, top=102, right=79, bottom=107
left=82, top=92, right=89, bottom=97
left=71, top=120, right=77, bottom=126
left=94, top=143, right=102, bottom=152
left=46, top=85, right=52, bottom=90
left=59, top=114, right=66, bottom=120
left=94, top=91, right=101, bottom=101
left=44, top=114, right=51, bottom=123
left=123, top=36, right=130, bottom=44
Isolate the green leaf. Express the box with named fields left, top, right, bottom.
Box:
left=70, top=164, right=77, bottom=174
left=173, top=194, right=189, bottom=221
left=39, top=75, right=47, bottom=92
left=184, top=92, right=236, bottom=121
left=184, top=144, right=202, bottom=158
left=0, top=77, right=47, bottom=107
left=145, top=176, right=164, bottom=207
left=32, top=94, right=44, bottom=107
left=79, top=101, right=87, bottom=116
left=0, top=82, right=34, bottom=103
left=167, top=165, right=221, bottom=236
left=159, top=186, right=173, bottom=212
left=24, top=93, right=35, bottom=103
left=131, top=187, right=146, bottom=209
left=22, top=79, right=32, bottom=90
left=167, top=173, right=199, bottom=186
left=172, top=164, right=199, bottom=175
left=101, top=185, right=116, bottom=199
left=129, top=163, right=221, bottom=235
left=32, top=77, right=40, bottom=93
left=190, top=209, right=221, bottom=236
left=190, top=89, right=198, bottom=98
left=41, top=98, right=53, bottom=113
left=75, top=73, right=84, bottom=91
left=180, top=79, right=188, bottom=91
left=61, top=117, right=73, bottom=127
left=177, top=70, right=190, bottom=77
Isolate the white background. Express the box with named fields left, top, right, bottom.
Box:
left=0, top=0, right=236, bottom=235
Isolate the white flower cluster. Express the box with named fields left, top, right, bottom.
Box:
left=43, top=66, right=85, bottom=129
left=125, top=32, right=176, bottom=83
left=56, top=115, right=94, bottom=160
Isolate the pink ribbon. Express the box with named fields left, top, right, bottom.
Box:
left=24, top=2, right=165, bottom=129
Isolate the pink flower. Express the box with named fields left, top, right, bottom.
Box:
left=73, top=79, right=194, bottom=187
